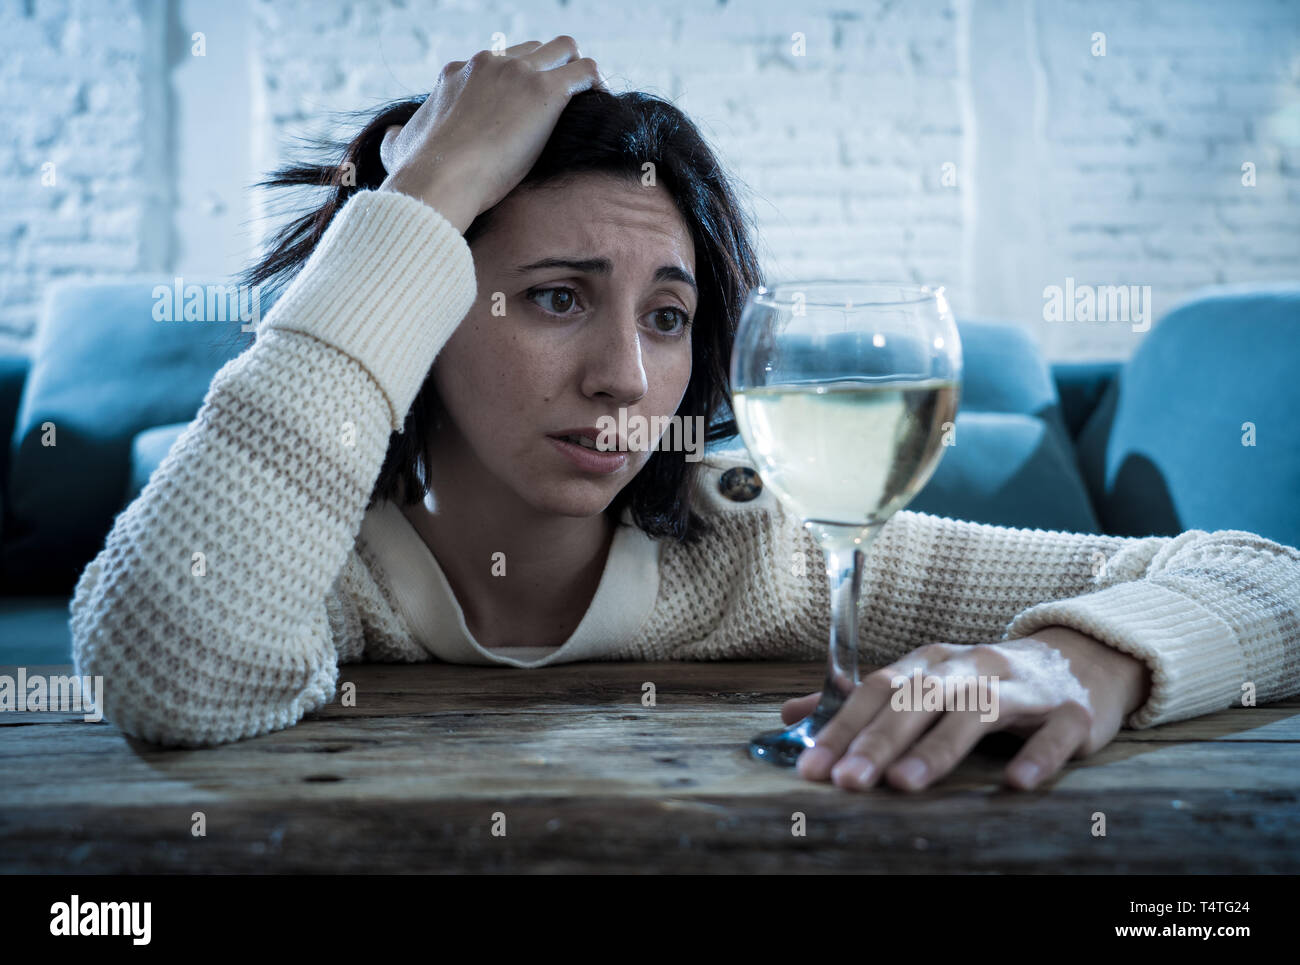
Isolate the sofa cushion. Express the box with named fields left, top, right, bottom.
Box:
left=910, top=319, right=1098, bottom=530
left=126, top=421, right=191, bottom=505
left=908, top=411, right=1100, bottom=532
left=1077, top=284, right=1300, bottom=546
left=953, top=318, right=1069, bottom=436
left=3, top=278, right=255, bottom=593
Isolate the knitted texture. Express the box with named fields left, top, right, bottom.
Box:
left=70, top=189, right=1300, bottom=747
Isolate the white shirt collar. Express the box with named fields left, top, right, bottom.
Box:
left=357, top=498, right=662, bottom=666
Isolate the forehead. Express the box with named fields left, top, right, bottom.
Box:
left=483, top=173, right=695, bottom=272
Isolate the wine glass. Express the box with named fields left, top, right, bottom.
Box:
left=730, top=281, right=962, bottom=767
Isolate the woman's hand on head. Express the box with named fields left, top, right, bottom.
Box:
left=780, top=626, right=1151, bottom=792
left=378, top=35, right=608, bottom=232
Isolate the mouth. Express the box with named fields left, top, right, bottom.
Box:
left=546, top=428, right=630, bottom=474
left=546, top=427, right=629, bottom=452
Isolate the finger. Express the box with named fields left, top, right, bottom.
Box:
left=549, top=56, right=603, bottom=97
left=445, top=41, right=548, bottom=80
left=879, top=709, right=993, bottom=792
left=461, top=42, right=540, bottom=67
left=1004, top=705, right=1090, bottom=790
left=518, top=34, right=583, bottom=71
left=830, top=697, right=944, bottom=790
left=780, top=691, right=820, bottom=725
left=379, top=124, right=403, bottom=172
left=796, top=670, right=895, bottom=781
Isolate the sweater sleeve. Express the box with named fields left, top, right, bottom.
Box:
left=69, top=189, right=477, bottom=748
left=850, top=510, right=1300, bottom=730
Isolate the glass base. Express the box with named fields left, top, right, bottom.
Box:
left=748, top=529, right=878, bottom=770
left=748, top=711, right=826, bottom=767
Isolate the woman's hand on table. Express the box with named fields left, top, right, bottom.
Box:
left=781, top=626, right=1152, bottom=792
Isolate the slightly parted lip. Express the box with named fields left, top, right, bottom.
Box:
left=547, top=426, right=629, bottom=451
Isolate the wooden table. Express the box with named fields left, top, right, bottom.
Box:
left=2, top=661, right=1298, bottom=873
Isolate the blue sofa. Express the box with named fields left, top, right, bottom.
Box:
left=2, top=279, right=1297, bottom=665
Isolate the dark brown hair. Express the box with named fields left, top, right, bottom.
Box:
left=233, top=89, right=763, bottom=544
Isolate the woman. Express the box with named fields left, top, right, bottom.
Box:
left=69, top=37, right=1300, bottom=793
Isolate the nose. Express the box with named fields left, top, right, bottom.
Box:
left=580, top=308, right=648, bottom=405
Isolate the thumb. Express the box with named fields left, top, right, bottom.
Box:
left=379, top=123, right=404, bottom=174
left=780, top=691, right=821, bottom=725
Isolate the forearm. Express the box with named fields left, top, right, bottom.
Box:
left=70, top=189, right=478, bottom=746
left=1004, top=529, right=1300, bottom=729
left=843, top=507, right=1160, bottom=658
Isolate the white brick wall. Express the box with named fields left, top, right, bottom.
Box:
left=978, top=0, right=1300, bottom=359
left=1, top=0, right=167, bottom=349
left=2, top=0, right=1297, bottom=360
left=249, top=0, right=966, bottom=317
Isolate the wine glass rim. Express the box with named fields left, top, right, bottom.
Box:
left=752, top=280, right=945, bottom=307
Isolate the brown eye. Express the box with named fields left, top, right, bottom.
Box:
left=651, top=308, right=690, bottom=335
left=527, top=287, right=578, bottom=314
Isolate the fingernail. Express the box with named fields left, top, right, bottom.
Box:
left=1012, top=761, right=1040, bottom=786
left=854, top=760, right=875, bottom=785
left=894, top=757, right=927, bottom=786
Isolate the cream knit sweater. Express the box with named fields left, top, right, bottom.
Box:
left=69, top=189, right=1300, bottom=748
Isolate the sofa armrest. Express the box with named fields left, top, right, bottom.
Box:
left=1051, top=360, right=1122, bottom=441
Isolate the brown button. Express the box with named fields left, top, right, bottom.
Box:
left=718, top=466, right=763, bottom=502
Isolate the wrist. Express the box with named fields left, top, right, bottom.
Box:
left=378, top=166, right=480, bottom=235
left=1035, top=625, right=1151, bottom=718
left=260, top=187, right=479, bottom=431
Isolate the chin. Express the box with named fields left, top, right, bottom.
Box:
left=527, top=477, right=627, bottom=518
left=539, top=491, right=617, bottom=518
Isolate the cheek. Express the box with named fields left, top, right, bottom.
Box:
left=434, top=318, right=560, bottom=428
left=650, top=345, right=694, bottom=410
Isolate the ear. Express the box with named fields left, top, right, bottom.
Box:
left=379, top=124, right=403, bottom=174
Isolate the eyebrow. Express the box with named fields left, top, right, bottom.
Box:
left=509, top=257, right=697, bottom=296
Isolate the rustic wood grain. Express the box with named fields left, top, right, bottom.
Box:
left=2, top=661, right=1297, bottom=872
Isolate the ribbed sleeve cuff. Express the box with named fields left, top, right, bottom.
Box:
left=258, top=188, right=478, bottom=431
left=1001, top=580, right=1246, bottom=730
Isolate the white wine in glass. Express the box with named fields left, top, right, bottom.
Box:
left=730, top=282, right=962, bottom=766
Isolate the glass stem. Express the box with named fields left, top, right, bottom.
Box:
left=809, top=526, right=883, bottom=732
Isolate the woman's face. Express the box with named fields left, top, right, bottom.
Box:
left=426, top=171, right=698, bottom=519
